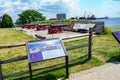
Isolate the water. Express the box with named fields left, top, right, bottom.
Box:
left=95, top=17, right=120, bottom=26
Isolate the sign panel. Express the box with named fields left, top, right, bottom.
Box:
left=112, top=31, right=120, bottom=44
left=26, top=38, right=67, bottom=63
left=73, top=23, right=95, bottom=29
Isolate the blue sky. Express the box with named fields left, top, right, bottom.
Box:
left=0, top=0, right=120, bottom=21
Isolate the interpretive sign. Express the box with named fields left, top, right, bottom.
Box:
left=112, top=31, right=120, bottom=62
left=112, top=31, right=120, bottom=44
left=26, top=38, right=67, bottom=63
left=26, top=38, right=69, bottom=80
left=73, top=23, right=95, bottom=29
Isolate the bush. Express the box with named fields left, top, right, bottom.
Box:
left=0, top=22, right=1, bottom=27
left=102, top=27, right=112, bottom=35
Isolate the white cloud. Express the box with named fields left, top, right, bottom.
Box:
left=0, top=0, right=82, bottom=21
left=62, top=0, right=81, bottom=17
left=0, top=0, right=120, bottom=22
left=39, top=0, right=59, bottom=4
left=0, top=0, right=30, bottom=21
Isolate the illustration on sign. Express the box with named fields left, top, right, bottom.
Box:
left=27, top=38, right=66, bottom=63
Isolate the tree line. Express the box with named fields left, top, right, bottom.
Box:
left=0, top=10, right=46, bottom=28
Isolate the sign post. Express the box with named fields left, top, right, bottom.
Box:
left=65, top=56, right=69, bottom=79
left=26, top=38, right=68, bottom=80
left=112, top=31, right=120, bottom=61
left=112, top=31, right=120, bottom=44
left=28, top=63, right=32, bottom=80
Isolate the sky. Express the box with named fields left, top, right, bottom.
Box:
left=0, top=0, right=120, bottom=22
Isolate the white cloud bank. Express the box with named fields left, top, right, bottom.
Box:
left=0, top=0, right=120, bottom=22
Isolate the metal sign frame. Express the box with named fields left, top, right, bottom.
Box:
left=112, top=31, right=120, bottom=44
left=112, top=31, right=120, bottom=62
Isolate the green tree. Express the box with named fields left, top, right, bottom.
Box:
left=0, top=22, right=1, bottom=27
left=1, top=14, right=14, bottom=28
left=16, top=10, right=46, bottom=24
left=0, top=16, right=2, bottom=27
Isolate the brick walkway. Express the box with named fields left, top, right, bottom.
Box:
left=59, top=61, right=120, bottom=80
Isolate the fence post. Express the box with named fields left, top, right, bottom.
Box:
left=88, top=28, right=92, bottom=59
left=0, top=60, right=3, bottom=80
left=65, top=56, right=69, bottom=79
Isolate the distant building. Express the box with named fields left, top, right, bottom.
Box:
left=56, top=13, right=66, bottom=20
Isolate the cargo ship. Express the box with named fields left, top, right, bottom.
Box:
left=79, top=16, right=109, bottom=20
left=79, top=11, right=109, bottom=20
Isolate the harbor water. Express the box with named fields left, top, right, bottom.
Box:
left=95, top=17, right=120, bottom=27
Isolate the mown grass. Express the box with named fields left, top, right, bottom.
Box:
left=93, top=34, right=120, bottom=61
left=109, top=26, right=120, bottom=31
left=0, top=28, right=36, bottom=45
left=7, top=57, right=103, bottom=80
left=0, top=27, right=120, bottom=80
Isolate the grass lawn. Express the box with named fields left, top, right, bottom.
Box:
left=109, top=26, right=120, bottom=31
left=0, top=27, right=120, bottom=80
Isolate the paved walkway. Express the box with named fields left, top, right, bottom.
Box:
left=59, top=61, right=120, bottom=80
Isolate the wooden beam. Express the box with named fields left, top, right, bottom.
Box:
left=66, top=43, right=89, bottom=51
left=62, top=34, right=89, bottom=40
left=1, top=56, right=27, bottom=64
left=1, top=43, right=89, bottom=64
left=88, top=28, right=92, bottom=59
left=0, top=42, right=25, bottom=49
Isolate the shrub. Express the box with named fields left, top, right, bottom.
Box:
left=1, top=14, right=14, bottom=28
left=102, top=27, right=112, bottom=35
